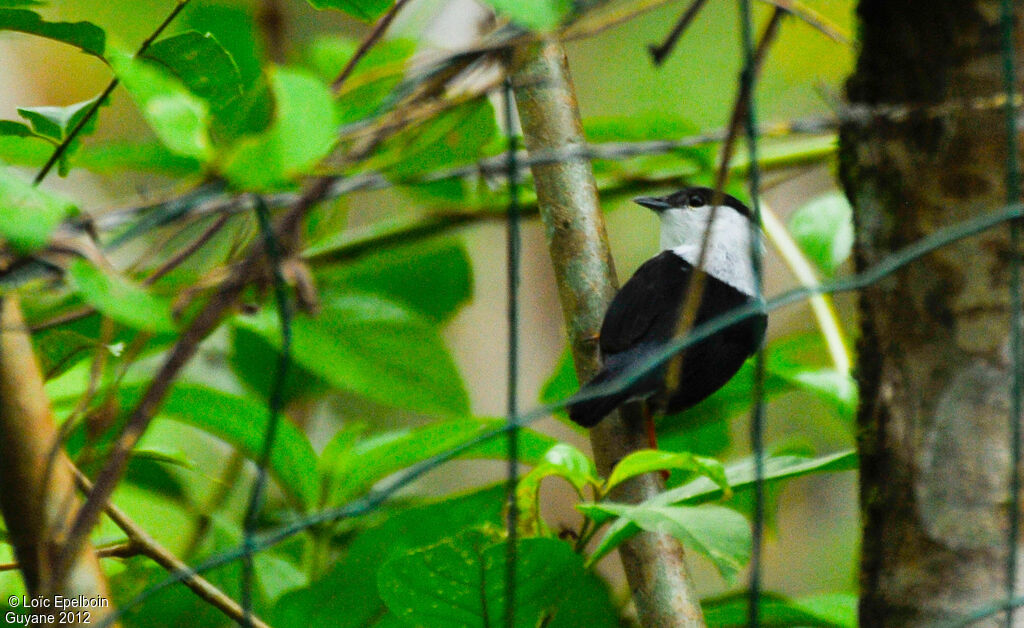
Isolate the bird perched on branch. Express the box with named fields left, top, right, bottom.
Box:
left=567, top=187, right=767, bottom=435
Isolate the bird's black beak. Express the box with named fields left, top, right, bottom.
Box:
left=633, top=196, right=672, bottom=212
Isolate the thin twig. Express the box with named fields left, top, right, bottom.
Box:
left=647, top=0, right=711, bottom=66
left=663, top=7, right=785, bottom=397
left=144, top=214, right=231, bottom=285
left=331, top=0, right=413, bottom=92
left=71, top=467, right=272, bottom=628
left=34, top=0, right=192, bottom=185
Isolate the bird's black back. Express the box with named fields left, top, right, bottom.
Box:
left=568, top=250, right=766, bottom=427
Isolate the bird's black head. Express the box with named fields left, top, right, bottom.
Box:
left=633, top=187, right=752, bottom=220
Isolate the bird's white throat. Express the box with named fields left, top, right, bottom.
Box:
left=659, top=205, right=761, bottom=296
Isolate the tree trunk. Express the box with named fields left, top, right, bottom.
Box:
left=840, top=1, right=1024, bottom=624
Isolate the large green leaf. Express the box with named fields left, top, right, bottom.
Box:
left=788, top=191, right=854, bottom=276
left=117, top=382, right=319, bottom=510
left=703, top=592, right=856, bottom=627
left=141, top=31, right=255, bottom=141
left=66, top=258, right=176, bottom=333
left=321, top=418, right=557, bottom=506
left=0, top=8, right=104, bottom=56
left=588, top=450, right=857, bottom=564
left=74, top=141, right=202, bottom=176
left=222, top=67, right=337, bottom=189
left=0, top=167, right=76, bottom=252
left=142, top=31, right=243, bottom=107
left=272, top=485, right=507, bottom=628
left=581, top=503, right=751, bottom=582
left=605, top=450, right=728, bottom=494
left=233, top=292, right=469, bottom=417
left=481, top=0, right=572, bottom=30
left=305, top=0, right=393, bottom=22
left=110, top=50, right=213, bottom=161
left=309, top=237, right=473, bottom=323
left=229, top=324, right=330, bottom=404
left=378, top=533, right=580, bottom=628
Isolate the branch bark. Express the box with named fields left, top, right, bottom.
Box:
left=510, top=40, right=705, bottom=627
left=0, top=296, right=117, bottom=626
left=840, top=1, right=1024, bottom=624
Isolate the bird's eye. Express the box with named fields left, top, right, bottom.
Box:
left=688, top=194, right=706, bottom=208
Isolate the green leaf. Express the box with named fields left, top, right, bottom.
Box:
left=582, top=503, right=751, bottom=582
left=374, top=98, right=496, bottom=178
left=272, top=485, right=507, bottom=628
left=117, top=382, right=319, bottom=510
left=17, top=97, right=101, bottom=141
left=378, top=534, right=579, bottom=628
left=584, top=115, right=712, bottom=182
left=109, top=50, right=213, bottom=161
left=606, top=450, right=729, bottom=495
left=546, top=570, right=620, bottom=628
left=309, top=237, right=473, bottom=323
left=588, top=450, right=857, bottom=564
left=229, top=323, right=329, bottom=404
left=0, top=9, right=104, bottom=56
left=0, top=168, right=76, bottom=252
left=305, top=0, right=393, bottom=22
left=142, top=31, right=243, bottom=108
left=33, top=328, right=102, bottom=380
left=66, top=258, right=176, bottom=333
left=703, top=591, right=856, bottom=628
left=788, top=191, right=854, bottom=276
left=0, top=119, right=40, bottom=138
left=74, top=141, right=202, bottom=176
left=140, top=31, right=256, bottom=142
left=222, top=67, right=337, bottom=190
left=322, top=418, right=557, bottom=506
left=233, top=292, right=469, bottom=417
left=516, top=444, right=598, bottom=536
left=481, top=0, right=572, bottom=30
left=661, top=331, right=858, bottom=448
left=16, top=96, right=106, bottom=175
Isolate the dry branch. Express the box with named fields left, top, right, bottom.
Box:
left=0, top=296, right=117, bottom=626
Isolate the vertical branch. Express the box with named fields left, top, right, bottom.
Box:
left=510, top=40, right=706, bottom=627
left=0, top=296, right=117, bottom=625
left=502, top=75, right=522, bottom=628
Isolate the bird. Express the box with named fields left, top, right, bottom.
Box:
left=567, top=186, right=768, bottom=431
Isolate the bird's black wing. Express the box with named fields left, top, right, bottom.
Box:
left=599, top=250, right=692, bottom=356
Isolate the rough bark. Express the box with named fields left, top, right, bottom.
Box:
left=0, top=296, right=117, bottom=626
left=511, top=40, right=705, bottom=627
left=839, top=1, right=1024, bottom=624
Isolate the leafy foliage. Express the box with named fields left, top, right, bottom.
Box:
left=0, top=168, right=76, bottom=252
left=0, top=8, right=104, bottom=56
left=788, top=192, right=855, bottom=276
left=0, top=0, right=860, bottom=625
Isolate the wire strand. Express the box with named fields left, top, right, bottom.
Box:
left=999, top=1, right=1022, bottom=625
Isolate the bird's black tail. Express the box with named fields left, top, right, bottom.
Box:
left=567, top=368, right=633, bottom=428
